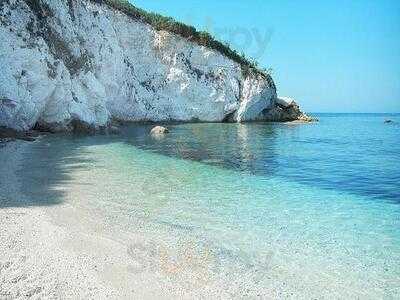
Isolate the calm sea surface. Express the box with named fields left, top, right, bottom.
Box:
left=8, top=113, right=400, bottom=298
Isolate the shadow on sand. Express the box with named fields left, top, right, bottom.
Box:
left=0, top=135, right=113, bottom=208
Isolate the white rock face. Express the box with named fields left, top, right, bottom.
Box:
left=0, top=0, right=303, bottom=131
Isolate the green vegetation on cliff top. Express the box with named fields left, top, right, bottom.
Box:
left=96, top=0, right=271, bottom=79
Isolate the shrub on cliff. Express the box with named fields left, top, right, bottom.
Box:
left=96, top=0, right=269, bottom=79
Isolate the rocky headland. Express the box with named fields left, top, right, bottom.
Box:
left=0, top=0, right=313, bottom=136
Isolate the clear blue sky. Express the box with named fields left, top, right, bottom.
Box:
left=133, top=0, right=400, bottom=113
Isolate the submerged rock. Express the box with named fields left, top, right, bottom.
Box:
left=150, top=126, right=169, bottom=135
left=108, top=126, right=121, bottom=135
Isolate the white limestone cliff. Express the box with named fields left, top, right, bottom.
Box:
left=0, top=0, right=308, bottom=132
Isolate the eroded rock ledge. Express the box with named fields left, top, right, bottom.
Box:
left=0, top=0, right=312, bottom=133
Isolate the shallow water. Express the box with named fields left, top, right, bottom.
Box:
left=8, top=114, right=400, bottom=298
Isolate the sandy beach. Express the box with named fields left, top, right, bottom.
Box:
left=0, top=141, right=230, bottom=299
left=0, top=141, right=119, bottom=298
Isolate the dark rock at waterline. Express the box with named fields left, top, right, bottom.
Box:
left=68, top=119, right=97, bottom=134
left=108, top=126, right=121, bottom=135
left=18, top=136, right=36, bottom=142
left=97, top=125, right=121, bottom=135
left=267, top=97, right=317, bottom=123
left=35, top=119, right=122, bottom=135
left=35, top=119, right=98, bottom=134
left=0, top=127, right=39, bottom=142
left=33, top=122, right=63, bottom=133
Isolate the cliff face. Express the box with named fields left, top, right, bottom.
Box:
left=0, top=0, right=306, bottom=132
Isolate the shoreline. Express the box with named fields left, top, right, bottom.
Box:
left=1, top=118, right=398, bottom=299
left=0, top=116, right=318, bottom=145
left=0, top=141, right=115, bottom=298
left=0, top=141, right=231, bottom=299
left=0, top=141, right=159, bottom=298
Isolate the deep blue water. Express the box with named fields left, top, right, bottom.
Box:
left=122, top=113, right=400, bottom=203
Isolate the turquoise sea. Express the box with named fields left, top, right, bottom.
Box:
left=5, top=114, right=400, bottom=298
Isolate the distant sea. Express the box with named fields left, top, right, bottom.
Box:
left=8, top=113, right=400, bottom=298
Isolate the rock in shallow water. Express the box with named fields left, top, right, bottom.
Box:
left=150, top=126, right=169, bottom=135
